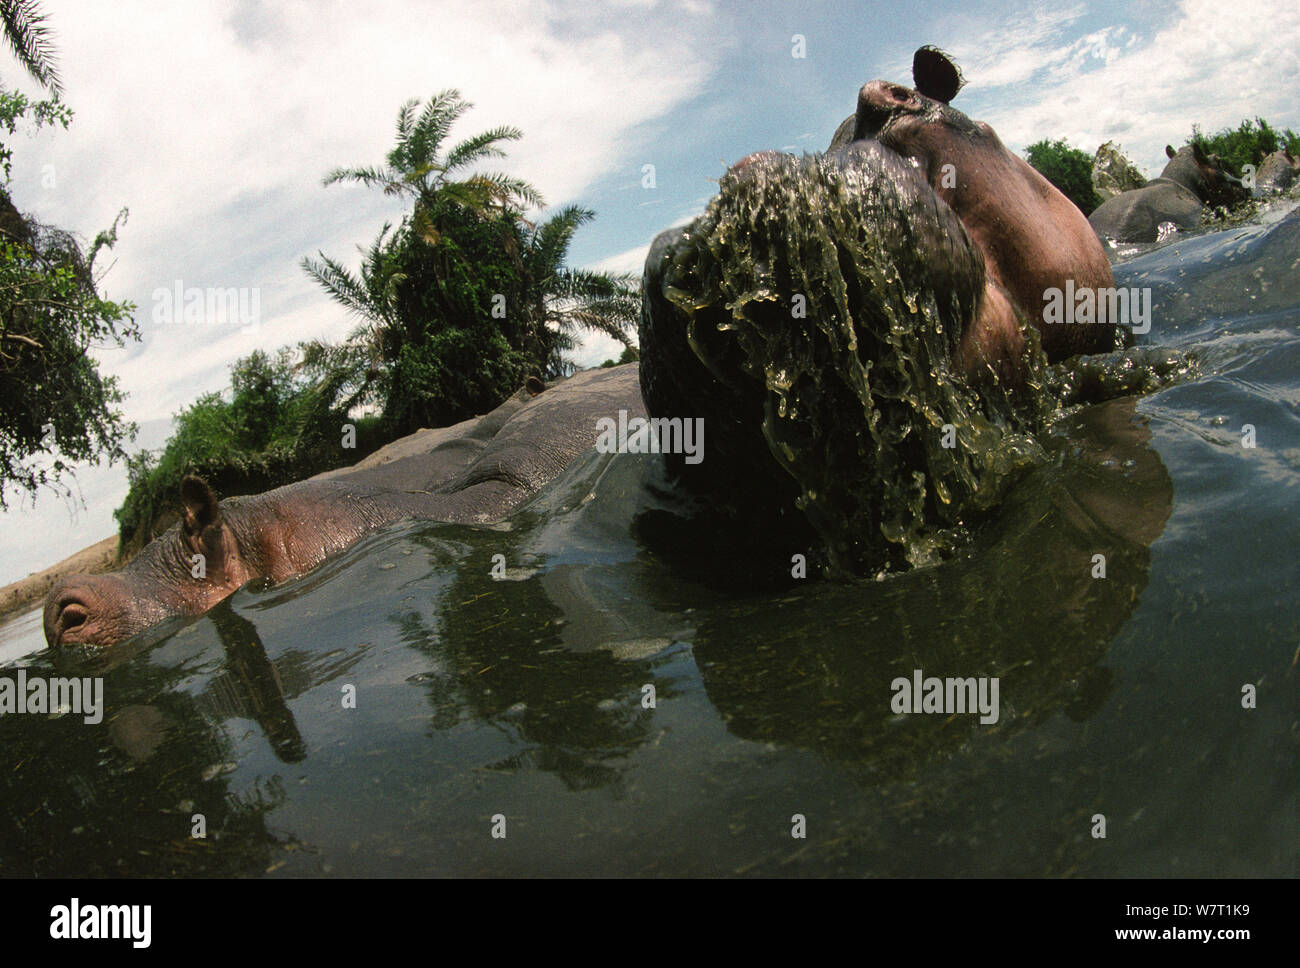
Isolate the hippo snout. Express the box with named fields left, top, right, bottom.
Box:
left=854, top=80, right=921, bottom=140
left=44, top=579, right=99, bottom=648
left=43, top=574, right=158, bottom=649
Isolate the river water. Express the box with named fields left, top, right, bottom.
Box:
left=1, top=202, right=1296, bottom=876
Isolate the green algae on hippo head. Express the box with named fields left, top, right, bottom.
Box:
left=641, top=142, right=1059, bottom=575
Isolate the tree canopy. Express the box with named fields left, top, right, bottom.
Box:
left=302, top=90, right=636, bottom=433
left=0, top=85, right=136, bottom=508
left=1024, top=138, right=1103, bottom=215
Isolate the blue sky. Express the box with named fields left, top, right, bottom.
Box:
left=1, top=0, right=1298, bottom=587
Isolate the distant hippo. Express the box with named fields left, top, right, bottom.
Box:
left=44, top=366, right=645, bottom=648
left=1254, top=149, right=1299, bottom=195
left=1088, top=143, right=1248, bottom=243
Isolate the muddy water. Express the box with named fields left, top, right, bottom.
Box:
left=1, top=204, right=1296, bottom=876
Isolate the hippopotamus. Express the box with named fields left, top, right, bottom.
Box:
left=1088, top=143, right=1249, bottom=243
left=1254, top=149, right=1299, bottom=195
left=640, top=47, right=1129, bottom=573
left=44, top=366, right=646, bottom=648
left=45, top=47, right=1143, bottom=646
left=822, top=45, right=1119, bottom=369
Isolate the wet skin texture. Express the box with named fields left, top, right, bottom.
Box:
left=44, top=367, right=646, bottom=648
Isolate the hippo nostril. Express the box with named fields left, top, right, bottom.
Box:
left=855, top=81, right=918, bottom=141
left=59, top=601, right=88, bottom=632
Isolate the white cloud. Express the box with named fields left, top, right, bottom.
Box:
left=948, top=0, right=1300, bottom=173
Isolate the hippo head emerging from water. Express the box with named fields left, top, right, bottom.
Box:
left=44, top=476, right=385, bottom=648
left=640, top=47, right=1123, bottom=573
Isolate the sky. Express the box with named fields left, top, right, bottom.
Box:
left=1, top=0, right=1298, bottom=587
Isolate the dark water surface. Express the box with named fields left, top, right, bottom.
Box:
left=1, top=205, right=1297, bottom=876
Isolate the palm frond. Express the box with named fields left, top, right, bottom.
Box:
left=300, top=252, right=381, bottom=320
left=0, top=0, right=61, bottom=96
left=322, top=164, right=397, bottom=191
left=441, top=125, right=524, bottom=174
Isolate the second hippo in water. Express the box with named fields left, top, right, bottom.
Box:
left=1088, top=143, right=1248, bottom=243
left=44, top=367, right=646, bottom=648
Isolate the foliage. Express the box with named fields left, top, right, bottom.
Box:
left=0, top=84, right=137, bottom=507
left=1190, top=117, right=1300, bottom=175
left=303, top=90, right=636, bottom=434
left=601, top=344, right=640, bottom=368
left=1024, top=138, right=1103, bottom=215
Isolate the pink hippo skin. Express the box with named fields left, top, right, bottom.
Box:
left=843, top=47, right=1119, bottom=380
left=44, top=366, right=646, bottom=648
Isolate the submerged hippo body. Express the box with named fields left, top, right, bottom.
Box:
left=1088, top=143, right=1248, bottom=243
left=44, top=366, right=645, bottom=648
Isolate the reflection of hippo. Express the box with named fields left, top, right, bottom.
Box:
left=1088, top=143, right=1248, bottom=243
left=1254, top=149, right=1298, bottom=195
left=44, top=367, right=646, bottom=648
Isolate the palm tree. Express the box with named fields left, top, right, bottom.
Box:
left=517, top=205, right=637, bottom=377
left=303, top=90, right=540, bottom=332
left=1, top=0, right=61, bottom=96
left=321, top=89, right=542, bottom=241
left=301, top=90, right=638, bottom=427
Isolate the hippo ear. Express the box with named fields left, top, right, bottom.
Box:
left=1191, top=141, right=1210, bottom=164
left=912, top=46, right=964, bottom=104
left=180, top=476, right=223, bottom=551
left=525, top=375, right=545, bottom=396
left=1165, top=144, right=1177, bottom=160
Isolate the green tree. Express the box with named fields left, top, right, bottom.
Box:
left=302, top=90, right=636, bottom=433
left=1024, top=138, right=1103, bottom=215
left=514, top=204, right=637, bottom=377
left=0, top=88, right=136, bottom=507
left=601, top=344, right=640, bottom=368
